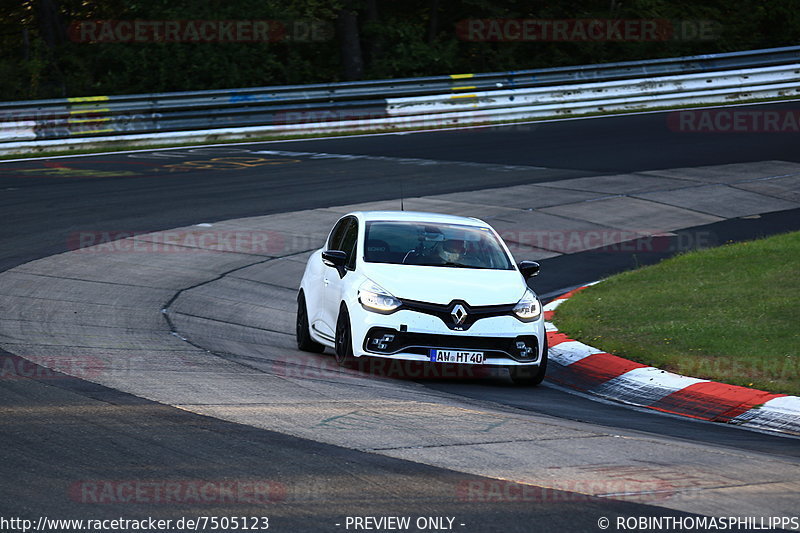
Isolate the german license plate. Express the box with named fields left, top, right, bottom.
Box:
left=429, top=349, right=485, bottom=364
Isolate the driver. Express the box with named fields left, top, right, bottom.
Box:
left=439, top=239, right=468, bottom=263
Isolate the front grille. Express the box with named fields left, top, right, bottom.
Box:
left=399, top=298, right=517, bottom=331
left=363, top=327, right=539, bottom=362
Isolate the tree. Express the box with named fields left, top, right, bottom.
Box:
left=336, top=1, right=364, bottom=80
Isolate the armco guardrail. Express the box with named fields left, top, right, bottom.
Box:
left=1, top=45, right=799, bottom=153
left=386, top=65, right=800, bottom=117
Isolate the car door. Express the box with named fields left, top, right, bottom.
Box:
left=308, top=216, right=350, bottom=340
left=321, top=216, right=358, bottom=334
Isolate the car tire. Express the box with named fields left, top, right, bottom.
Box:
left=508, top=337, right=548, bottom=386
left=296, top=293, right=325, bottom=353
left=335, top=305, right=355, bottom=367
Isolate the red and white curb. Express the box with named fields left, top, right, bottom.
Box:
left=544, top=283, right=800, bottom=436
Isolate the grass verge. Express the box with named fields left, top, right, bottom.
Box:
left=552, top=231, right=800, bottom=396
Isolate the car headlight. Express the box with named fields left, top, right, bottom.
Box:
left=513, top=289, right=541, bottom=322
left=358, top=280, right=402, bottom=314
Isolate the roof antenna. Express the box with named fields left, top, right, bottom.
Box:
left=400, top=181, right=405, bottom=211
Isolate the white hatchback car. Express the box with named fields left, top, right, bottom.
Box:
left=296, top=211, right=547, bottom=385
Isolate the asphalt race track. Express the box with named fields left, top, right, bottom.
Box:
left=2, top=103, right=799, bottom=532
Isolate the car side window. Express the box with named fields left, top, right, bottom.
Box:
left=340, top=219, right=359, bottom=270
left=327, top=217, right=351, bottom=250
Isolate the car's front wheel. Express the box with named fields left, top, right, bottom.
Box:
left=508, top=338, right=548, bottom=386
left=334, top=305, right=355, bottom=367
left=296, top=293, right=325, bottom=353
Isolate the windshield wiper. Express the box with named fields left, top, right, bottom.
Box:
left=439, top=262, right=489, bottom=269
left=407, top=261, right=490, bottom=269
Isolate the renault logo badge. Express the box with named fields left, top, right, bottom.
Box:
left=451, top=304, right=467, bottom=326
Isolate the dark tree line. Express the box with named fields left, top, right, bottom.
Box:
left=1, top=0, right=798, bottom=101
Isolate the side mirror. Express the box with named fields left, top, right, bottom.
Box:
left=322, top=250, right=348, bottom=278
left=518, top=260, right=540, bottom=279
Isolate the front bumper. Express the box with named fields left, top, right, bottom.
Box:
left=363, top=327, right=541, bottom=364
left=349, top=306, right=545, bottom=366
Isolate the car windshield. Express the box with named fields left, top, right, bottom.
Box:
left=364, top=221, right=513, bottom=270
